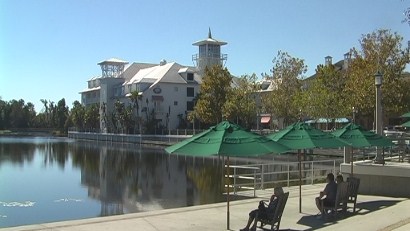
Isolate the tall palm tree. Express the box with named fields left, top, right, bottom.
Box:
left=129, top=91, right=143, bottom=133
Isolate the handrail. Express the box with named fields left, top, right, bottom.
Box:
left=224, top=165, right=260, bottom=197
left=226, top=159, right=343, bottom=197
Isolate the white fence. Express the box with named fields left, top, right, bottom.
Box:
left=226, top=159, right=343, bottom=196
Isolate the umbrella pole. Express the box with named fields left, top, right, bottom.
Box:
left=298, top=149, right=302, bottom=213
left=226, top=156, right=230, bottom=230
left=351, top=147, right=354, bottom=175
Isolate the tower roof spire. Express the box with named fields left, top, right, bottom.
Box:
left=192, top=29, right=227, bottom=46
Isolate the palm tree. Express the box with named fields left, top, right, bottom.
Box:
left=129, top=91, right=143, bottom=134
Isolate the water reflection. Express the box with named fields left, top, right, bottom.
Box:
left=0, top=137, right=225, bottom=228
left=72, top=141, right=225, bottom=216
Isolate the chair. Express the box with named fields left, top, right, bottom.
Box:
left=347, top=177, right=360, bottom=212
left=259, top=192, right=289, bottom=231
left=322, top=182, right=349, bottom=219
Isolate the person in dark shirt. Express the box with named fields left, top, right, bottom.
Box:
left=315, top=173, right=337, bottom=214
left=240, top=187, right=284, bottom=231
left=336, top=174, right=344, bottom=184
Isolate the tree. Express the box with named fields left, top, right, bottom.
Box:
left=69, top=101, right=85, bottom=130
left=129, top=91, right=143, bottom=133
left=193, top=65, right=232, bottom=125
left=111, top=100, right=135, bottom=133
left=84, top=103, right=99, bottom=131
left=0, top=99, right=36, bottom=129
left=9, top=99, right=28, bottom=128
left=0, top=98, right=7, bottom=129
left=38, top=99, right=56, bottom=128
left=56, top=98, right=69, bottom=133
left=40, top=99, right=49, bottom=127
left=122, top=105, right=135, bottom=134
left=262, top=51, right=307, bottom=126
left=345, top=29, right=410, bottom=125
left=24, top=102, right=36, bottom=127
left=299, top=64, right=348, bottom=124
left=403, top=7, right=410, bottom=26
left=223, top=74, right=258, bottom=128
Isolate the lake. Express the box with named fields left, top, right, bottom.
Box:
left=0, top=136, right=342, bottom=228
left=0, top=137, right=228, bottom=228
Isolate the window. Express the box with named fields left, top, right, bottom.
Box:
left=174, top=87, right=178, bottom=92
left=187, top=73, right=194, bottom=81
left=154, top=101, right=163, bottom=113
left=174, top=101, right=178, bottom=106
left=187, top=87, right=194, bottom=97
left=187, top=101, right=194, bottom=111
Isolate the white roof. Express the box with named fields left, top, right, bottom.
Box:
left=126, top=62, right=190, bottom=86
left=192, top=37, right=227, bottom=46
left=87, top=75, right=102, bottom=81
left=192, top=29, right=227, bottom=46
left=178, top=67, right=196, bottom=74
left=79, top=86, right=101, bottom=93
left=178, top=67, right=189, bottom=73
left=97, top=58, right=129, bottom=65
left=125, top=92, right=143, bottom=97
left=122, top=62, right=157, bottom=81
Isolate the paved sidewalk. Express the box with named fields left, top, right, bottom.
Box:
left=2, top=184, right=410, bottom=231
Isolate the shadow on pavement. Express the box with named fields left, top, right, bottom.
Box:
left=354, top=199, right=401, bottom=215
left=296, top=199, right=401, bottom=231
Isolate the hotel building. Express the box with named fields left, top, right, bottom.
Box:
left=80, top=30, right=227, bottom=133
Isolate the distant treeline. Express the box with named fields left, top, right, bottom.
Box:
left=0, top=98, right=73, bottom=134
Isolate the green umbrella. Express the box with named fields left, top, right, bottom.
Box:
left=165, top=121, right=289, bottom=156
left=266, top=121, right=349, bottom=213
left=331, top=123, right=393, bottom=148
left=267, top=121, right=349, bottom=149
left=402, top=120, right=410, bottom=127
left=400, top=112, right=410, bottom=118
left=332, top=122, right=393, bottom=175
left=165, top=120, right=289, bottom=230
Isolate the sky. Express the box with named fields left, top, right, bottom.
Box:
left=1, top=0, right=409, bottom=113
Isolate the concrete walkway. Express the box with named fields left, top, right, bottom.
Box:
left=3, top=184, right=410, bottom=231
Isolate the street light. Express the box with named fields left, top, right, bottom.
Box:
left=374, top=70, right=384, bottom=164
left=352, top=106, right=358, bottom=123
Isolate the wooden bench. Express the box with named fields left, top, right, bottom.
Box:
left=347, top=177, right=360, bottom=212
left=259, top=192, right=289, bottom=231
left=321, top=182, right=349, bottom=219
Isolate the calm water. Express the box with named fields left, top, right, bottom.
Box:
left=0, top=137, right=227, bottom=228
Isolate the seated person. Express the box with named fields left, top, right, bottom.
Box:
left=315, top=173, right=337, bottom=214
left=336, top=174, right=344, bottom=184
left=240, top=187, right=284, bottom=231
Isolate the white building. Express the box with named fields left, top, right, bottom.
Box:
left=80, top=30, right=227, bottom=133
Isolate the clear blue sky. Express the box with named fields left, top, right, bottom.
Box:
left=1, top=0, right=409, bottom=112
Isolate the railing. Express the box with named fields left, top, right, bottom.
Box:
left=350, top=136, right=410, bottom=162
left=68, top=128, right=205, bottom=136
left=226, top=159, right=343, bottom=197
left=67, top=131, right=191, bottom=145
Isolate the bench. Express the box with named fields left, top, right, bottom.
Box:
left=259, top=192, right=289, bottom=231
left=321, top=182, right=349, bottom=219
left=347, top=177, right=360, bottom=213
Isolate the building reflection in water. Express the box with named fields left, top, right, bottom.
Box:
left=72, top=141, right=224, bottom=217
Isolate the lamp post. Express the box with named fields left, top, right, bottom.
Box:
left=374, top=70, right=384, bottom=164
left=352, top=106, right=358, bottom=123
